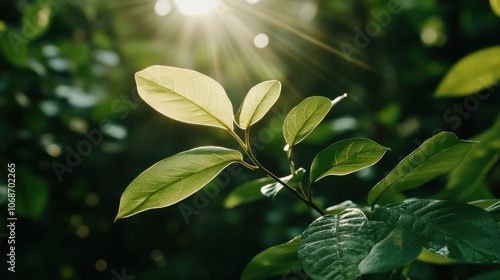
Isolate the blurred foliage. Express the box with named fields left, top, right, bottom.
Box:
left=0, top=0, right=499, bottom=279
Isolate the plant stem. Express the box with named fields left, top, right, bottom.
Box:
left=243, top=128, right=325, bottom=216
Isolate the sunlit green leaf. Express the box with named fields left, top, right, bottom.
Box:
left=241, top=236, right=301, bottom=280
left=491, top=0, right=500, bottom=16
left=223, top=177, right=274, bottom=209
left=358, top=222, right=422, bottom=274
left=435, top=46, right=500, bottom=97
left=439, top=115, right=500, bottom=201
left=367, top=132, right=474, bottom=205
left=298, top=209, right=373, bottom=280
left=235, top=80, right=281, bottom=129
left=115, top=146, right=242, bottom=220
left=375, top=199, right=500, bottom=263
left=261, top=168, right=305, bottom=198
left=417, top=248, right=458, bottom=265
left=310, top=138, right=389, bottom=182
left=135, top=65, right=234, bottom=131
left=283, top=95, right=346, bottom=147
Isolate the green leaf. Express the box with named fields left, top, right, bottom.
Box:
left=325, top=200, right=372, bottom=215
left=417, top=248, right=458, bottom=265
left=367, top=132, right=474, bottom=206
left=310, top=138, right=389, bottom=182
left=223, top=177, right=274, bottom=209
left=261, top=168, right=305, bottom=198
left=0, top=28, right=29, bottom=67
left=298, top=209, right=374, bottom=280
left=241, top=236, right=301, bottom=280
left=358, top=222, right=422, bottom=274
left=235, top=80, right=281, bottom=129
left=375, top=199, right=500, bottom=263
left=440, top=115, right=500, bottom=201
left=491, top=0, right=500, bottom=17
left=283, top=95, right=346, bottom=147
left=135, top=66, right=234, bottom=131
left=22, top=0, right=54, bottom=41
left=434, top=46, right=500, bottom=97
left=115, top=146, right=242, bottom=220
left=15, top=166, right=50, bottom=219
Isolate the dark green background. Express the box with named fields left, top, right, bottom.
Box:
left=1, top=0, right=499, bottom=279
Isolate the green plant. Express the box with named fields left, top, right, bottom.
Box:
left=115, top=65, right=500, bottom=279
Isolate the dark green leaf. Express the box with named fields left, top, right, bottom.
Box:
left=135, top=66, right=234, bottom=131
left=241, top=236, right=301, bottom=280
left=310, top=138, right=389, bottom=182
left=374, top=199, right=500, bottom=263
left=298, top=209, right=373, bottom=280
left=235, top=80, right=281, bottom=129
left=223, top=177, right=274, bottom=209
left=358, top=222, right=422, bottom=274
left=115, top=147, right=242, bottom=220
left=367, top=132, right=474, bottom=205
left=283, top=95, right=346, bottom=147
left=435, top=46, right=500, bottom=97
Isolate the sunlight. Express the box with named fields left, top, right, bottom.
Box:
left=174, top=0, right=215, bottom=16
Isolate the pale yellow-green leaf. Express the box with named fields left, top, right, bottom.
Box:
left=135, top=65, right=234, bottom=131
left=236, top=80, right=281, bottom=129
left=115, top=146, right=242, bottom=220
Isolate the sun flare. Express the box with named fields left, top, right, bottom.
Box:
left=174, top=0, right=215, bottom=17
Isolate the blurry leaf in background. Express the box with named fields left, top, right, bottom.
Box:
left=224, top=177, right=275, bottom=209
left=434, top=46, right=500, bottom=97
left=439, top=114, right=500, bottom=201
left=491, top=0, right=500, bottom=16
left=15, top=165, right=50, bottom=219
left=0, top=27, right=29, bottom=67
left=22, top=0, right=54, bottom=41
left=241, top=236, right=301, bottom=280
